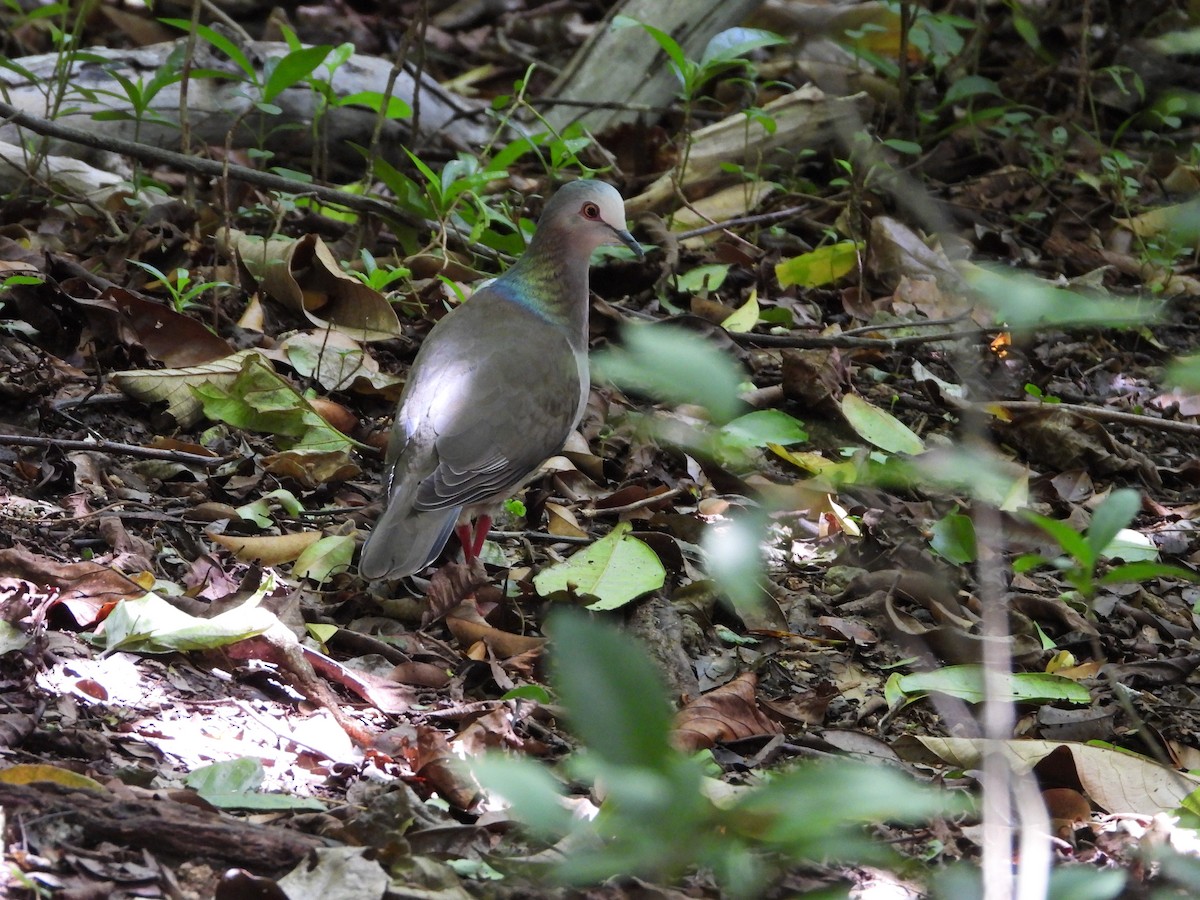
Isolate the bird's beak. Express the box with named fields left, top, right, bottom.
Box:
left=614, top=227, right=644, bottom=258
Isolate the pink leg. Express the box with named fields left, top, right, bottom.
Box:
left=455, top=523, right=475, bottom=564
left=469, top=514, right=492, bottom=560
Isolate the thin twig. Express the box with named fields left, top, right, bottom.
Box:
left=949, top=398, right=1200, bottom=437
left=0, top=433, right=228, bottom=466
left=578, top=487, right=683, bottom=518
left=728, top=328, right=990, bottom=350
left=673, top=204, right=812, bottom=241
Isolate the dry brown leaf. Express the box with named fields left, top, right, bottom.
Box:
left=673, top=672, right=781, bottom=753
left=226, top=230, right=402, bottom=341
left=209, top=531, right=323, bottom=566
left=0, top=547, right=147, bottom=627
left=445, top=615, right=547, bottom=659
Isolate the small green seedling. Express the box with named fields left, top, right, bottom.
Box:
left=127, top=260, right=233, bottom=313
left=1014, top=488, right=1196, bottom=607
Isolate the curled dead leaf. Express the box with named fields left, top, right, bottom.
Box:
left=673, top=672, right=781, bottom=753
left=210, top=531, right=323, bottom=566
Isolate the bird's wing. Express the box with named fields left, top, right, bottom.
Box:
left=409, top=300, right=585, bottom=512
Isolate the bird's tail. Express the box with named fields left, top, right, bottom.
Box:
left=358, top=495, right=458, bottom=580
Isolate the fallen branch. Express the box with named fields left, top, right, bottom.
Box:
left=0, top=432, right=228, bottom=467
left=948, top=399, right=1200, bottom=437
left=0, top=99, right=421, bottom=230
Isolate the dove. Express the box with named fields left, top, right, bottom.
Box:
left=359, top=180, right=643, bottom=580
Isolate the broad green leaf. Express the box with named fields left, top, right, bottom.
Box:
left=263, top=44, right=332, bottom=102
left=293, top=534, right=355, bottom=583
left=534, top=522, right=665, bottom=610
left=548, top=611, right=675, bottom=770
left=674, top=263, right=730, bottom=293
left=186, top=758, right=324, bottom=810
left=930, top=512, right=976, bottom=564
left=337, top=90, right=412, bottom=119
left=0, top=621, right=29, bottom=656
left=113, top=349, right=262, bottom=428
left=891, top=665, right=1091, bottom=706
left=594, top=323, right=745, bottom=424
left=160, top=20, right=255, bottom=80
left=1022, top=511, right=1093, bottom=568
left=500, top=684, right=552, bottom=703
left=775, top=241, right=860, bottom=288
left=1087, top=489, right=1142, bottom=560
left=720, top=289, right=760, bottom=333
left=1100, top=528, right=1158, bottom=563
left=908, top=446, right=1028, bottom=509
left=964, top=264, right=1162, bottom=330
left=613, top=16, right=689, bottom=80
left=237, top=488, right=305, bottom=527
left=192, top=354, right=357, bottom=453
left=98, top=575, right=277, bottom=654
left=700, top=27, right=787, bottom=67
left=714, top=409, right=807, bottom=467
left=472, top=756, right=576, bottom=839
left=840, top=394, right=925, bottom=455
left=1100, top=561, right=1199, bottom=585
left=1166, top=353, right=1200, bottom=390
left=733, top=760, right=957, bottom=852
left=943, top=75, right=1002, bottom=104
left=702, top=510, right=768, bottom=615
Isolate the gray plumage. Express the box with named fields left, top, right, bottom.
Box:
left=359, top=180, right=642, bottom=580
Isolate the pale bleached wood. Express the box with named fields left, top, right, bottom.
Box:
left=544, top=0, right=767, bottom=134
left=626, top=85, right=871, bottom=215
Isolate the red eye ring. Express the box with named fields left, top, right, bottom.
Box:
left=582, top=202, right=600, bottom=219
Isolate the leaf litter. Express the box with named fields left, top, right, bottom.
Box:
left=0, top=2, right=1199, bottom=897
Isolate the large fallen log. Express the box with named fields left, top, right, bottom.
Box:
left=544, top=0, right=767, bottom=134
left=0, top=41, right=493, bottom=173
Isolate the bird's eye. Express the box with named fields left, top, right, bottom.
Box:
left=582, top=202, right=600, bottom=219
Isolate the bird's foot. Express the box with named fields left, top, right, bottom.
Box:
left=455, top=514, right=493, bottom=566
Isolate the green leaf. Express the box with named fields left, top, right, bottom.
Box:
left=186, top=758, right=324, bottom=810
left=702, top=510, right=767, bottom=616
left=97, top=575, right=278, bottom=654
left=614, top=16, right=689, bottom=83
left=1022, top=511, right=1094, bottom=568
left=337, top=90, right=412, bottom=119
left=500, top=684, right=551, bottom=703
left=1099, top=561, right=1199, bottom=586
left=700, top=27, right=787, bottom=67
left=293, top=535, right=355, bottom=584
left=720, top=290, right=760, bottom=333
left=775, top=241, right=861, bottom=288
left=534, top=522, right=665, bottom=610
left=965, top=265, right=1162, bottom=330
left=1087, top=488, right=1141, bottom=560
left=930, top=512, right=977, bottom=564
left=883, top=138, right=923, bottom=155
left=892, top=666, right=1091, bottom=705
left=840, top=395, right=925, bottom=455
left=548, top=611, right=676, bottom=770
left=943, top=75, right=1002, bottom=104
left=594, top=323, right=746, bottom=424
left=673, top=263, right=730, bottom=293
left=263, top=44, right=333, bottom=102
left=160, top=20, right=255, bottom=80
left=192, top=354, right=357, bottom=453
left=1167, top=353, right=1200, bottom=391
left=472, top=756, right=576, bottom=840
left=713, top=409, right=806, bottom=466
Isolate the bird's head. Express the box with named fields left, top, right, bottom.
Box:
left=538, top=180, right=644, bottom=259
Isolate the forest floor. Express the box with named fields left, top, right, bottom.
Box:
left=2, top=1, right=1200, bottom=898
